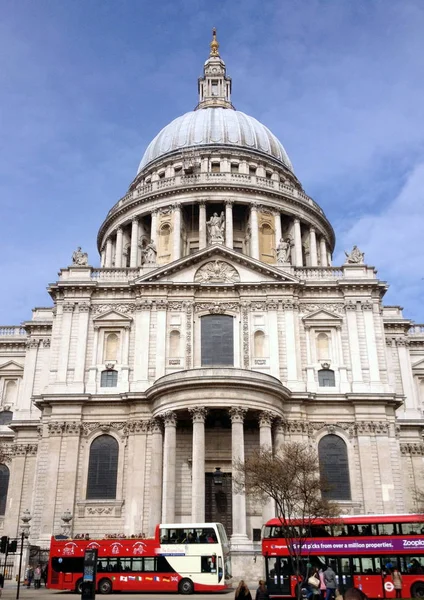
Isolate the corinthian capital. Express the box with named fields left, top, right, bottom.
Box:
left=189, top=407, right=208, bottom=423
left=229, top=407, right=248, bottom=424
left=162, top=411, right=177, bottom=427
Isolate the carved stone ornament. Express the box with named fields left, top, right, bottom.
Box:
left=162, top=411, right=178, bottom=427
left=229, top=407, right=248, bottom=423
left=87, top=506, right=113, bottom=515
left=127, top=420, right=149, bottom=434
left=64, top=422, right=82, bottom=435
left=299, top=303, right=345, bottom=315
left=189, top=407, right=208, bottom=423
left=400, top=443, right=424, bottom=456
left=104, top=361, right=116, bottom=370
left=195, top=302, right=239, bottom=313
left=206, top=212, right=225, bottom=244
left=48, top=421, right=65, bottom=436
left=12, top=443, right=38, bottom=457
left=81, top=421, right=128, bottom=437
left=92, top=303, right=135, bottom=315
left=344, top=245, right=365, bottom=265
left=149, top=418, right=163, bottom=434
left=186, top=303, right=193, bottom=369
left=259, top=411, right=274, bottom=428
left=194, top=260, right=240, bottom=284
left=242, top=303, right=250, bottom=369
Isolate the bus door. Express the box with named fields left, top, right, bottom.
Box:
left=266, top=557, right=291, bottom=596
left=379, top=557, right=398, bottom=599
left=334, top=558, right=354, bottom=593
left=352, top=556, right=385, bottom=599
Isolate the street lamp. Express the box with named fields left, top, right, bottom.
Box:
left=16, top=509, right=31, bottom=600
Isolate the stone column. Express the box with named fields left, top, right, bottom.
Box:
left=274, top=212, right=282, bottom=259
left=293, top=218, right=303, bottom=266
left=173, top=203, right=182, bottom=260
left=225, top=200, right=234, bottom=249
left=274, top=419, right=286, bottom=458
left=57, top=303, right=74, bottom=383
left=148, top=418, right=163, bottom=536
left=345, top=302, right=363, bottom=386
left=162, top=411, right=177, bottom=523
left=105, top=238, right=113, bottom=267
left=130, top=218, right=139, bottom=267
left=115, top=227, right=123, bottom=268
left=100, top=249, right=106, bottom=268
left=189, top=407, right=208, bottom=522
left=320, top=237, right=328, bottom=267
left=73, top=303, right=90, bottom=386
left=259, top=411, right=275, bottom=523
left=229, top=407, right=249, bottom=543
left=199, top=201, right=207, bottom=249
left=309, top=227, right=318, bottom=267
left=151, top=210, right=158, bottom=244
left=250, top=204, right=259, bottom=260
left=362, top=302, right=381, bottom=385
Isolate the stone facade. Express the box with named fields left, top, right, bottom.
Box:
left=1, top=33, right=424, bottom=580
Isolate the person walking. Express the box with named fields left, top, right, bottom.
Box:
left=323, top=564, right=337, bottom=600
left=319, top=567, right=326, bottom=599
left=26, top=566, right=34, bottom=588
left=255, top=580, right=270, bottom=600
left=308, top=568, right=322, bottom=597
left=33, top=565, right=42, bottom=589
left=392, top=568, right=403, bottom=599
left=235, top=580, right=252, bottom=600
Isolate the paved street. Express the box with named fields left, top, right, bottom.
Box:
left=0, top=585, right=235, bottom=600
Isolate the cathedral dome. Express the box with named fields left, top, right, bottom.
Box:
left=137, top=108, right=294, bottom=174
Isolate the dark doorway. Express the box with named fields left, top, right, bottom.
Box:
left=205, top=472, right=232, bottom=536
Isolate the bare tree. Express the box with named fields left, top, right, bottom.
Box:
left=234, top=441, right=339, bottom=598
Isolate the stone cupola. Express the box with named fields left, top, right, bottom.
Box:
left=196, top=28, right=234, bottom=110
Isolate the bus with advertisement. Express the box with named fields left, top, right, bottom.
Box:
left=48, top=522, right=231, bottom=594
left=262, top=514, right=424, bottom=599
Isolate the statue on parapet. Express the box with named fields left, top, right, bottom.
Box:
left=276, top=238, right=291, bottom=265
left=207, top=212, right=225, bottom=244
left=344, top=245, right=365, bottom=264
left=72, top=246, right=88, bottom=266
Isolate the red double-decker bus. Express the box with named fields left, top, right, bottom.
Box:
left=262, top=514, right=424, bottom=599
left=48, top=522, right=231, bottom=594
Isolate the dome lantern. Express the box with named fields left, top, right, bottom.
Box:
left=195, top=28, right=234, bottom=111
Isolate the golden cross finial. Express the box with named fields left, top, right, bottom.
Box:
left=210, top=27, right=219, bottom=56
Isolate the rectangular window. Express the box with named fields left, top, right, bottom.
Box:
left=143, top=558, right=155, bottom=572
left=211, top=80, right=219, bottom=96
left=249, top=166, right=256, bottom=176
left=231, top=163, right=239, bottom=173
left=253, top=528, right=261, bottom=542
left=211, top=162, right=220, bottom=173
left=201, top=556, right=216, bottom=573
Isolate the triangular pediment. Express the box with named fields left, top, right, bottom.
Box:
left=412, top=357, right=424, bottom=372
left=302, top=309, right=343, bottom=326
left=93, top=310, right=132, bottom=323
left=132, top=245, right=300, bottom=285
left=0, top=360, right=24, bottom=373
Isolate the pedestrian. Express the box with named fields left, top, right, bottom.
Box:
left=392, top=568, right=402, bottom=599
left=323, top=563, right=337, bottom=600
left=34, top=565, right=41, bottom=589
left=308, top=568, right=321, bottom=597
left=255, top=579, right=270, bottom=600
left=235, top=580, right=252, bottom=600
left=319, top=567, right=326, bottom=599
left=26, top=566, right=34, bottom=588
left=41, top=564, right=48, bottom=587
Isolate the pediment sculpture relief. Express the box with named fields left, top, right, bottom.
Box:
left=194, top=260, right=240, bottom=283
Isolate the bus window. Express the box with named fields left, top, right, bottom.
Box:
left=107, top=558, right=121, bottom=572
left=360, top=557, right=374, bottom=574
left=402, top=523, right=423, bottom=535
left=378, top=524, right=390, bottom=536
left=374, top=557, right=382, bottom=574
left=156, top=556, right=175, bottom=573
left=340, top=558, right=350, bottom=574
left=406, top=557, right=424, bottom=574
left=352, top=558, right=360, bottom=573
left=120, top=559, right=132, bottom=572
left=143, top=558, right=155, bottom=572
left=132, top=559, right=142, bottom=571
left=262, top=526, right=271, bottom=538
left=52, top=557, right=84, bottom=573
left=201, top=556, right=216, bottom=573
left=382, top=557, right=398, bottom=572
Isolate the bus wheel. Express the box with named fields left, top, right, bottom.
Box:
left=75, top=579, right=83, bottom=594
left=178, top=578, right=194, bottom=594
left=98, top=578, right=112, bottom=594
left=411, top=582, right=424, bottom=598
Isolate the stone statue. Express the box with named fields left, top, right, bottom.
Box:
left=144, top=240, right=157, bottom=264
left=344, top=245, right=365, bottom=264
left=207, top=211, right=225, bottom=244
left=72, top=246, right=88, bottom=266
left=276, top=238, right=291, bottom=265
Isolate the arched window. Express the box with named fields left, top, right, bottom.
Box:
left=0, top=411, right=13, bottom=425
left=318, top=369, right=335, bottom=387
left=201, top=315, right=234, bottom=366
left=318, top=435, right=351, bottom=500
left=169, top=330, right=181, bottom=358
left=254, top=331, right=266, bottom=358
left=104, top=333, right=119, bottom=362
left=316, top=333, right=330, bottom=361
left=86, top=435, right=118, bottom=500
left=0, top=465, right=10, bottom=515
left=4, top=380, right=17, bottom=405
left=100, top=370, right=118, bottom=388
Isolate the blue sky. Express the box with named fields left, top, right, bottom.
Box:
left=1, top=0, right=423, bottom=323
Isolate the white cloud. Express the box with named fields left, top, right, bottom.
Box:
left=336, top=162, right=424, bottom=321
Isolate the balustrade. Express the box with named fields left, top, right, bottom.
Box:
left=0, top=326, right=26, bottom=336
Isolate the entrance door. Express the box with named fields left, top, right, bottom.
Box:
left=205, top=472, right=232, bottom=536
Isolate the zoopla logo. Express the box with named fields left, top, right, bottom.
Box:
left=403, top=539, right=424, bottom=546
